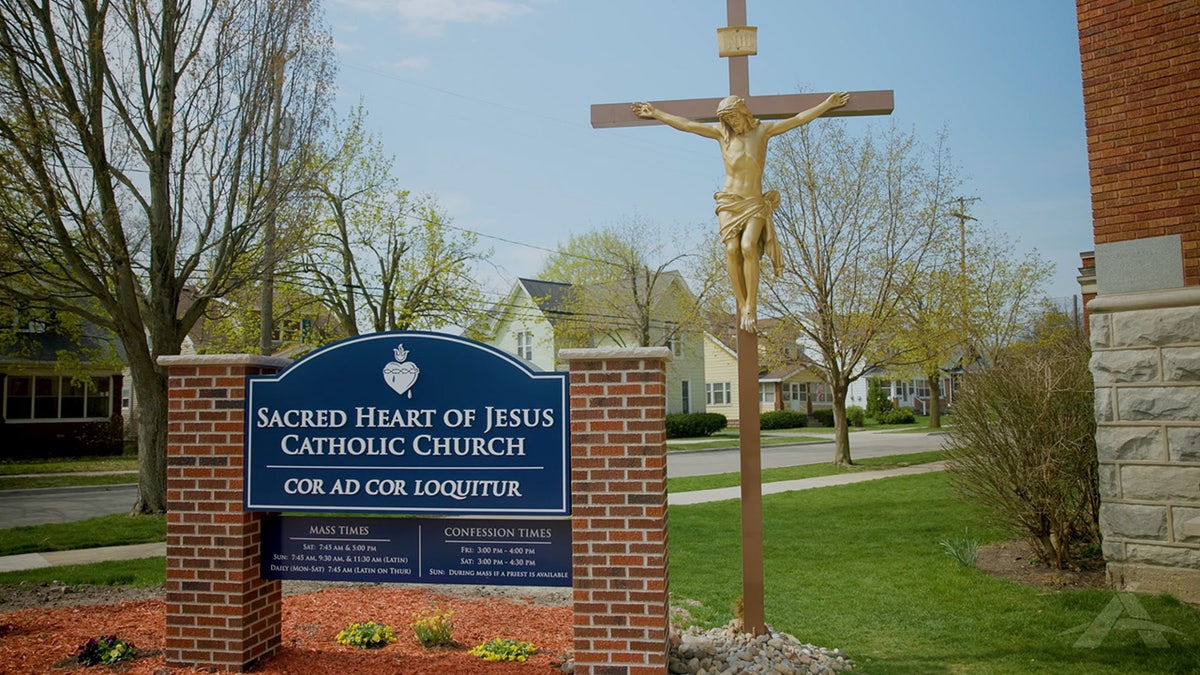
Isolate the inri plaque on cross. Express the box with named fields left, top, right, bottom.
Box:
left=592, top=0, right=893, bottom=636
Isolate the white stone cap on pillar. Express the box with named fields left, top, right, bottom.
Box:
left=558, top=346, right=673, bottom=363
left=157, top=353, right=294, bottom=369
left=1087, top=285, right=1200, bottom=313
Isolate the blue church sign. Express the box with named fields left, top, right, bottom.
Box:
left=245, top=332, right=569, bottom=516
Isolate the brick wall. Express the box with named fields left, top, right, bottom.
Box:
left=159, top=354, right=291, bottom=671
left=562, top=347, right=672, bottom=675
left=1076, top=0, right=1200, bottom=285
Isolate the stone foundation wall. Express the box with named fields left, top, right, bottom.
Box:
left=1090, top=290, right=1200, bottom=603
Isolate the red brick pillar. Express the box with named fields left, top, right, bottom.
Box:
left=158, top=354, right=291, bottom=671
left=561, top=347, right=672, bottom=675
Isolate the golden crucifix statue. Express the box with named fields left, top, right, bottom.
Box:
left=632, top=92, right=849, bottom=332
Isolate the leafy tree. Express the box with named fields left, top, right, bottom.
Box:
left=301, top=106, right=487, bottom=335
left=0, top=0, right=333, bottom=513
left=538, top=217, right=715, bottom=350
left=763, top=122, right=959, bottom=466
left=889, top=204, right=1053, bottom=427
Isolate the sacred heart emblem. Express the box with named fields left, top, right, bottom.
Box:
left=382, top=344, right=419, bottom=398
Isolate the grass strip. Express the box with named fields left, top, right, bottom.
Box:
left=0, top=514, right=166, bottom=557
left=669, top=472, right=1200, bottom=674
left=0, top=557, right=165, bottom=587
left=667, top=450, right=944, bottom=493
left=0, top=474, right=136, bottom=491
left=0, top=457, right=138, bottom=475
left=668, top=434, right=828, bottom=451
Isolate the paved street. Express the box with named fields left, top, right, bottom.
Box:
left=0, top=429, right=947, bottom=529
left=0, top=484, right=138, bottom=529
left=667, top=429, right=947, bottom=478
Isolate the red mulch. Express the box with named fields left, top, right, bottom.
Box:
left=0, top=588, right=572, bottom=674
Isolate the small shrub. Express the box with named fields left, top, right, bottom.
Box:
left=876, top=407, right=916, bottom=424
left=759, top=410, right=808, bottom=430
left=665, top=412, right=727, bottom=438
left=337, top=621, right=398, bottom=649
left=469, top=638, right=538, bottom=662
left=866, top=378, right=893, bottom=418
left=944, top=314, right=1098, bottom=570
left=845, top=405, right=865, bottom=428
left=939, top=530, right=980, bottom=567
left=809, top=409, right=835, bottom=427
left=77, top=635, right=138, bottom=666
left=410, top=608, right=454, bottom=648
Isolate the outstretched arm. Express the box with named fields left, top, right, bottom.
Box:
left=632, top=102, right=722, bottom=140
left=767, top=92, right=850, bottom=136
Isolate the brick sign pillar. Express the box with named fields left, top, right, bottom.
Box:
left=158, top=354, right=291, bottom=671
left=560, top=347, right=673, bottom=675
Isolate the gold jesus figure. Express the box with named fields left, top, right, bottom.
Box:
left=632, top=92, right=849, bottom=332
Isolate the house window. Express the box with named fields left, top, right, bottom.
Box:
left=809, top=382, right=832, bottom=404
left=789, top=382, right=806, bottom=402
left=759, top=383, right=775, bottom=405
left=681, top=380, right=691, bottom=414
left=5, top=375, right=113, bottom=422
left=706, top=382, right=731, bottom=406
left=515, top=331, right=534, bottom=361
left=915, top=380, right=930, bottom=399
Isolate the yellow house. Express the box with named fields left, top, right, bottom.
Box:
left=703, top=326, right=830, bottom=427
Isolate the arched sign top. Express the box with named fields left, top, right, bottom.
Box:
left=265, top=330, right=554, bottom=384
left=244, top=331, right=569, bottom=516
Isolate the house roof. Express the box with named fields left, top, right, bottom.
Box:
left=0, top=320, right=125, bottom=369
left=518, top=278, right=575, bottom=318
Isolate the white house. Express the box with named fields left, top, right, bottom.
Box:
left=473, top=275, right=705, bottom=415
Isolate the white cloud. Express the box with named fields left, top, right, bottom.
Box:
left=331, top=0, right=537, bottom=36
left=390, top=56, right=430, bottom=71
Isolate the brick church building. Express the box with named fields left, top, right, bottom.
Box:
left=1076, top=0, right=1200, bottom=602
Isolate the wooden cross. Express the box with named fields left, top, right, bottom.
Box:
left=591, top=0, right=893, bottom=637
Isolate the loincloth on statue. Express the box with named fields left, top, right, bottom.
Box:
left=714, top=190, right=783, bottom=275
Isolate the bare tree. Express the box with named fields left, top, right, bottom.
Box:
left=0, top=0, right=333, bottom=512
left=763, top=122, right=959, bottom=466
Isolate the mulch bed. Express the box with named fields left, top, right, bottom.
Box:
left=0, top=587, right=572, bottom=674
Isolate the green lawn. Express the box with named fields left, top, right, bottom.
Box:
left=0, top=557, right=164, bottom=587
left=669, top=472, right=1200, bottom=674
left=0, top=514, right=165, bottom=557
left=2, top=467, right=1197, bottom=673
left=0, top=456, right=138, bottom=490
left=0, top=457, right=138, bottom=475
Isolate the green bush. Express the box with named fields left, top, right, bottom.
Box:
left=845, top=405, right=865, bottom=427
left=944, top=315, right=1098, bottom=570
left=866, top=378, right=893, bottom=418
left=759, top=410, right=808, bottom=430
left=876, top=407, right=916, bottom=424
left=809, top=409, right=835, bottom=427
left=665, top=413, right=727, bottom=438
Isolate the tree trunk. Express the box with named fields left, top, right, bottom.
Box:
left=927, top=369, right=942, bottom=428
left=831, top=381, right=853, bottom=467
left=128, top=352, right=169, bottom=514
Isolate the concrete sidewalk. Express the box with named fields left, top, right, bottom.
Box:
left=0, top=462, right=946, bottom=574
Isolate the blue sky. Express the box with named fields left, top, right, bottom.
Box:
left=326, top=0, right=1091, bottom=305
